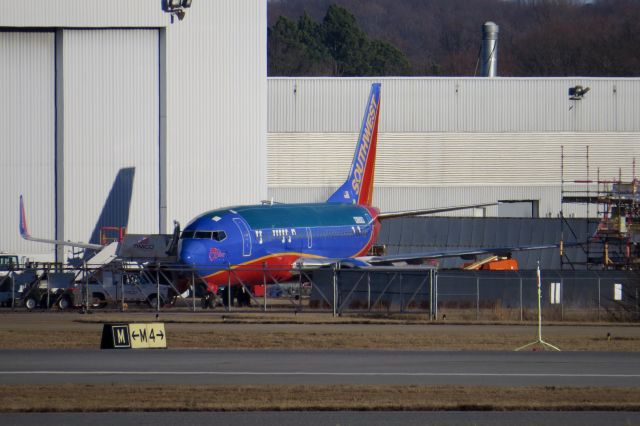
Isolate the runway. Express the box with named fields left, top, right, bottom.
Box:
left=2, top=411, right=640, bottom=426
left=0, top=349, right=639, bottom=386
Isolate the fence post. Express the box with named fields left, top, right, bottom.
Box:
left=476, top=276, right=480, bottom=321
left=11, top=270, right=15, bottom=311
left=560, top=277, right=564, bottom=321
left=191, top=271, right=196, bottom=312
left=429, top=270, right=433, bottom=320
left=156, top=264, right=161, bottom=314
left=434, top=270, right=438, bottom=320
left=400, top=273, right=404, bottom=313
left=519, top=277, right=523, bottom=322
left=367, top=272, right=371, bottom=311
left=85, top=262, right=89, bottom=313
left=332, top=263, right=337, bottom=317
left=227, top=263, right=232, bottom=311
left=597, top=277, right=601, bottom=321
left=297, top=265, right=302, bottom=311
left=120, top=269, right=125, bottom=312
left=263, top=262, right=267, bottom=312
left=46, top=265, right=50, bottom=310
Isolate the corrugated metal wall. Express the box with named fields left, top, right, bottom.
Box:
left=268, top=78, right=640, bottom=217
left=269, top=132, right=639, bottom=186
left=165, top=0, right=267, bottom=225
left=269, top=78, right=640, bottom=133
left=62, top=29, right=159, bottom=245
left=0, top=0, right=165, bottom=27
left=0, top=32, right=55, bottom=259
left=0, top=1, right=267, bottom=259
left=268, top=185, right=590, bottom=218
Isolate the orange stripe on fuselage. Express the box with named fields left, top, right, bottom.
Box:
left=359, top=104, right=380, bottom=206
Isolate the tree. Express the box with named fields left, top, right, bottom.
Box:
left=268, top=0, right=640, bottom=77
left=268, top=4, right=412, bottom=76
left=268, top=15, right=334, bottom=75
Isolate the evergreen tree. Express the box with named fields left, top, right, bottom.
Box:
left=268, top=4, right=412, bottom=76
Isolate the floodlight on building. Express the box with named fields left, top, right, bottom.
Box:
left=162, top=0, right=192, bottom=23
left=569, top=85, right=590, bottom=100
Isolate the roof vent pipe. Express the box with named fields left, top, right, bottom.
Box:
left=480, top=21, right=499, bottom=77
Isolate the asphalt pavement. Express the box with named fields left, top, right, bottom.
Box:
left=0, top=349, right=639, bottom=386
left=2, top=411, right=640, bottom=426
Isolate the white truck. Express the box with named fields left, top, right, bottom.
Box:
left=1, top=254, right=169, bottom=310
left=75, top=267, right=170, bottom=309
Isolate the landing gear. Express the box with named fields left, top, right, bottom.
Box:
left=57, top=295, right=72, bottom=310
left=201, top=292, right=215, bottom=309
left=24, top=296, right=37, bottom=311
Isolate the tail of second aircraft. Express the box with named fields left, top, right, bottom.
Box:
left=19, top=195, right=30, bottom=239
left=327, top=83, right=381, bottom=206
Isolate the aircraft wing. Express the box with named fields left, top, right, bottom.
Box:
left=19, top=195, right=104, bottom=250
left=378, top=203, right=498, bottom=220
left=293, top=242, right=568, bottom=270
left=362, top=243, right=567, bottom=266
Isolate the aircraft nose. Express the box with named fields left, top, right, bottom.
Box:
left=178, top=240, right=198, bottom=265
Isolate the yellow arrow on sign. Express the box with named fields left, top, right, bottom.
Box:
left=129, top=323, right=167, bottom=349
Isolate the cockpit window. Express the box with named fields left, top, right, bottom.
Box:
left=181, top=231, right=194, bottom=239
left=194, top=231, right=212, bottom=239
left=181, top=230, right=227, bottom=241
left=212, top=231, right=226, bottom=241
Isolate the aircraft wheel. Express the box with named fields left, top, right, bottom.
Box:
left=147, top=294, right=164, bottom=309
left=91, top=293, right=107, bottom=309
left=24, top=296, right=37, bottom=311
left=57, top=295, right=72, bottom=310
left=201, top=292, right=215, bottom=309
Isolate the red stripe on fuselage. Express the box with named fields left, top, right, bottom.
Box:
left=202, top=253, right=320, bottom=292
left=352, top=205, right=381, bottom=257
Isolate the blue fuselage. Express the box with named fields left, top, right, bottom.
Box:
left=178, top=202, right=380, bottom=289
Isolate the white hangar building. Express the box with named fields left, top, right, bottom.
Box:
left=0, top=0, right=267, bottom=262
left=267, top=77, right=640, bottom=218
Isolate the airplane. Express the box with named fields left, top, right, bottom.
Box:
left=20, top=83, right=561, bottom=299
left=176, top=83, right=509, bottom=294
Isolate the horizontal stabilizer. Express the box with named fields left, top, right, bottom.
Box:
left=378, top=202, right=498, bottom=220
left=364, top=243, right=581, bottom=266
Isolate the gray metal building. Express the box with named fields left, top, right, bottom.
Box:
left=267, top=78, right=640, bottom=217
left=0, top=1, right=267, bottom=262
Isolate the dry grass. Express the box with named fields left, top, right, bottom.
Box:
left=0, top=311, right=639, bottom=351
left=0, top=384, right=639, bottom=412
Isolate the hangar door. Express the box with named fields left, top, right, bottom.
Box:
left=0, top=32, right=55, bottom=258
left=62, top=29, right=159, bottom=246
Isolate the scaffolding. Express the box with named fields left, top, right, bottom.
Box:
left=561, top=146, right=639, bottom=270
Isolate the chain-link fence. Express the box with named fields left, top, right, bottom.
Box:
left=310, top=268, right=640, bottom=321
left=1, top=262, right=638, bottom=321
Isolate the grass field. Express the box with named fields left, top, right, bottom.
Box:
left=1, top=311, right=638, bottom=412
left=0, top=311, right=638, bottom=351
left=1, top=384, right=640, bottom=412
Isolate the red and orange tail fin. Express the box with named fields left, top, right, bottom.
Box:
left=327, top=83, right=381, bottom=206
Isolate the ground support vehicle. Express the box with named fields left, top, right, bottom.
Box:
left=72, top=267, right=171, bottom=310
